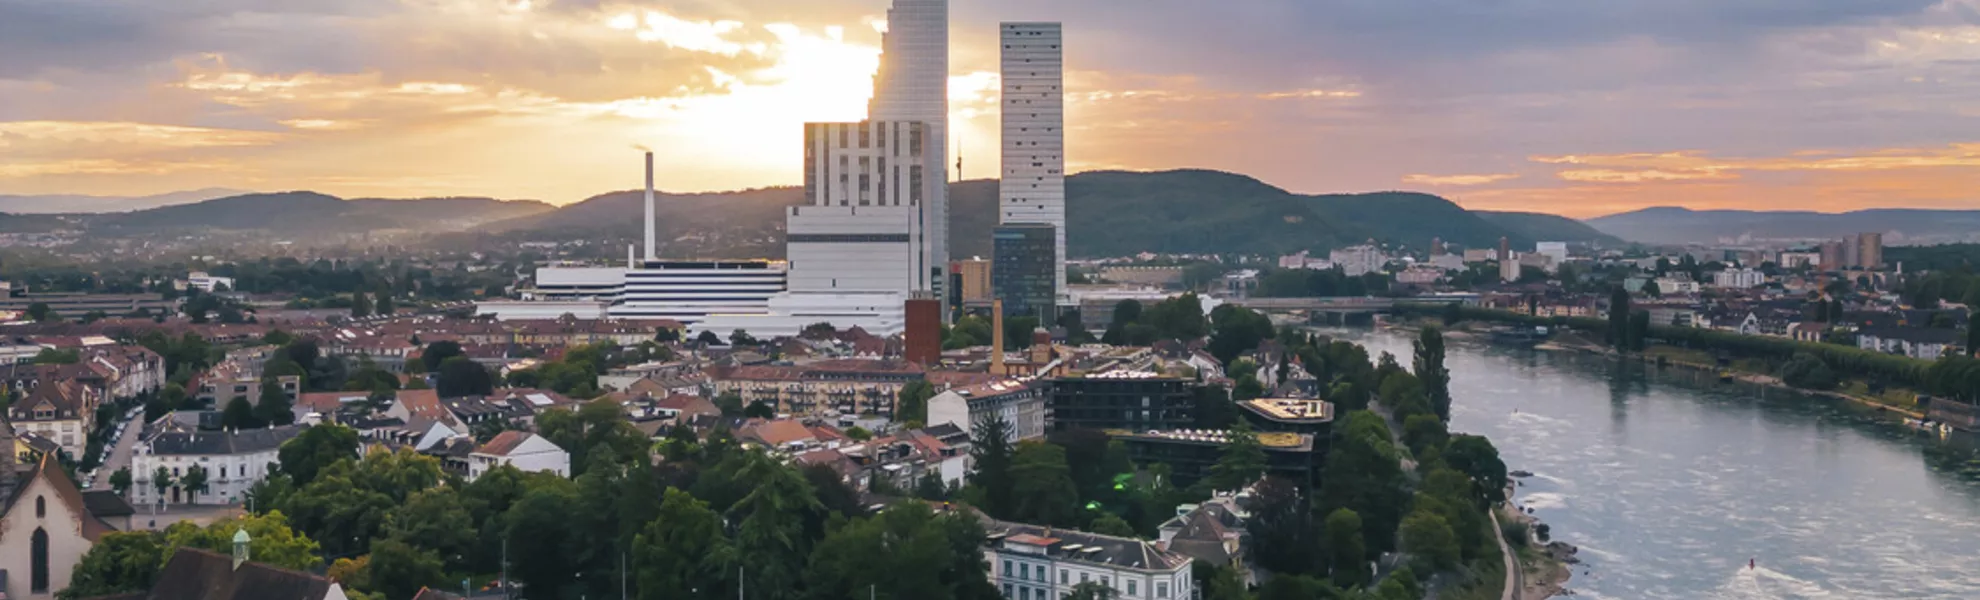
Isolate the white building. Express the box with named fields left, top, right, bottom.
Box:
left=1712, top=268, right=1766, bottom=289
left=1652, top=277, right=1701, bottom=295
left=1535, top=242, right=1569, bottom=265
left=468, top=431, right=570, bottom=480
left=187, top=272, right=236, bottom=293
left=1329, top=245, right=1385, bottom=277
left=0, top=456, right=120, bottom=600
left=927, top=379, right=1046, bottom=446
left=985, top=519, right=1194, bottom=600
left=792, top=120, right=939, bottom=294
left=868, top=0, right=949, bottom=306
left=131, top=425, right=302, bottom=507
left=691, top=292, right=909, bottom=339
left=527, top=261, right=790, bottom=327
left=999, top=22, right=1067, bottom=304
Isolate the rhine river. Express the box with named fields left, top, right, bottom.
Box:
left=1340, top=327, right=1980, bottom=600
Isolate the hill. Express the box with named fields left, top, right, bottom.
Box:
left=496, top=169, right=1616, bottom=259
left=97, top=192, right=554, bottom=234
left=0, top=188, right=250, bottom=214
left=1588, top=206, right=1980, bottom=245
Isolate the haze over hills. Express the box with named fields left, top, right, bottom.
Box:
left=491, top=169, right=1618, bottom=258
left=1587, top=206, right=1980, bottom=245
left=0, top=188, right=251, bottom=214
left=94, top=192, right=555, bottom=234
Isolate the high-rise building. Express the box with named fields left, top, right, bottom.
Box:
left=790, top=121, right=938, bottom=293
left=1498, top=237, right=1519, bottom=282
left=1857, top=232, right=1883, bottom=269
left=1819, top=240, right=1847, bottom=270
left=951, top=258, right=994, bottom=303
left=869, top=0, right=950, bottom=304
left=998, top=22, right=1066, bottom=305
left=993, top=223, right=1057, bottom=321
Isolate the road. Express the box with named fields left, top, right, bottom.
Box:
left=1490, top=507, right=1521, bottom=600
left=87, top=408, right=144, bottom=492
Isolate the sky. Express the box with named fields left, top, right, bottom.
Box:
left=1, top=0, right=1977, bottom=218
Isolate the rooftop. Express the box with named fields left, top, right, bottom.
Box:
left=1112, top=428, right=1314, bottom=451
left=1240, top=398, right=1335, bottom=423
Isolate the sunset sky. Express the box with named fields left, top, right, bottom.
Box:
left=1, top=0, right=1976, bottom=218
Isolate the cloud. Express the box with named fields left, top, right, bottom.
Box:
left=1401, top=173, right=1520, bottom=187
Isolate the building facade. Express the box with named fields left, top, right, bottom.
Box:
left=0, top=457, right=118, bottom=600
left=1047, top=373, right=1198, bottom=433
left=1857, top=232, right=1883, bottom=269
left=867, top=0, right=949, bottom=308
left=794, top=120, right=939, bottom=295
left=131, top=426, right=301, bottom=507
left=467, top=431, right=570, bottom=480
left=994, top=223, right=1058, bottom=321
left=1112, top=429, right=1326, bottom=489
left=1330, top=245, right=1384, bottom=277
left=984, top=519, right=1194, bottom=600
left=999, top=22, right=1067, bottom=305
left=928, top=379, right=1047, bottom=443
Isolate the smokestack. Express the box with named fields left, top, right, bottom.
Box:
left=991, top=299, right=1006, bottom=374
left=644, top=151, right=656, bottom=262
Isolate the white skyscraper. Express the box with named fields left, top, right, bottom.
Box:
left=868, top=0, right=950, bottom=298
left=999, top=22, right=1066, bottom=304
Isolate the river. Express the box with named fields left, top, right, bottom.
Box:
left=1338, top=327, right=1980, bottom=600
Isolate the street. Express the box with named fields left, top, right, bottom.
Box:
left=87, top=408, right=144, bottom=492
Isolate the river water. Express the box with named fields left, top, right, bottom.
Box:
left=1339, top=327, right=1980, bottom=600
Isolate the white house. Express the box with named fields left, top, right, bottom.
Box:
left=1711, top=268, right=1766, bottom=289
left=132, top=425, right=302, bottom=507
left=186, top=272, right=236, bottom=293
left=984, top=518, right=1194, bottom=600
left=468, top=431, right=570, bottom=480
left=927, top=380, right=1046, bottom=446
left=1857, top=327, right=1960, bottom=360
left=0, top=455, right=120, bottom=600
left=6, top=380, right=96, bottom=458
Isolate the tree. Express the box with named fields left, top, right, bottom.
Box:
left=1401, top=414, right=1448, bottom=456
left=1206, top=304, right=1276, bottom=364
left=1066, top=582, right=1120, bottom=600
left=744, top=399, right=777, bottom=419
left=253, top=377, right=295, bottom=426
left=713, top=392, right=745, bottom=417
left=1442, top=435, right=1509, bottom=506
left=1779, top=352, right=1839, bottom=390
left=151, top=466, right=174, bottom=503
left=696, top=330, right=724, bottom=346
left=110, top=467, right=133, bottom=496
left=844, top=426, right=873, bottom=441
left=1323, top=508, right=1368, bottom=589
left=1413, top=327, right=1452, bottom=421
left=1642, top=279, right=1662, bottom=298
left=372, top=285, right=395, bottom=316
left=1088, top=512, right=1137, bottom=538
left=727, top=453, right=823, bottom=600
left=59, top=531, right=168, bottom=599
left=967, top=415, right=1016, bottom=517
left=279, top=424, right=360, bottom=486
left=895, top=380, right=936, bottom=426
left=34, top=348, right=81, bottom=365
left=1009, top=441, right=1080, bottom=527
left=350, top=290, right=373, bottom=318
left=435, top=356, right=495, bottom=398
left=507, top=485, right=586, bottom=597
left=365, top=538, right=445, bottom=599
left=383, top=487, right=476, bottom=571
left=1248, top=477, right=1322, bottom=576
left=1608, top=285, right=1631, bottom=351
left=633, top=488, right=732, bottom=600
left=180, top=466, right=210, bottom=502
left=419, top=341, right=463, bottom=373
left=1256, top=574, right=1336, bottom=600
left=1204, top=421, right=1267, bottom=493
left=729, top=329, right=758, bottom=346
left=1400, top=510, right=1460, bottom=573
left=163, top=512, right=323, bottom=571
left=26, top=302, right=54, bottom=322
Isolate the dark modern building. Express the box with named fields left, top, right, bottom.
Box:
left=1237, top=398, right=1335, bottom=439
left=993, top=223, right=1056, bottom=322
left=1111, top=428, right=1326, bottom=489
left=0, top=291, right=177, bottom=319
left=1047, top=373, right=1198, bottom=432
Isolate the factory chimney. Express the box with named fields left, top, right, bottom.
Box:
left=991, top=299, right=1006, bottom=374
left=644, top=151, right=656, bottom=262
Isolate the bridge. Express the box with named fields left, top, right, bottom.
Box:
left=1225, top=297, right=1400, bottom=312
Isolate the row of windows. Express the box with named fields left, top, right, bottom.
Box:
left=998, top=559, right=1172, bottom=598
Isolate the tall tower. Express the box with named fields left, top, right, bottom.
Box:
left=869, top=0, right=950, bottom=300
left=999, top=22, right=1066, bottom=306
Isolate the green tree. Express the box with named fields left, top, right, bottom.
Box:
left=633, top=489, right=732, bottom=600
left=1009, top=441, right=1080, bottom=527
left=58, top=531, right=169, bottom=599
left=151, top=466, right=174, bottom=503
left=278, top=424, right=361, bottom=486
left=895, top=379, right=937, bottom=426
left=1066, top=582, right=1120, bottom=600
left=730, top=329, right=759, bottom=346
left=744, top=400, right=777, bottom=419
left=1248, top=477, right=1322, bottom=576
left=1413, top=327, right=1452, bottom=421
left=420, top=341, right=463, bottom=373
left=179, top=465, right=210, bottom=503
left=1628, top=310, right=1651, bottom=352
left=1204, top=421, right=1267, bottom=492
left=26, top=301, right=55, bottom=322
left=507, top=485, right=587, bottom=597
left=163, top=512, right=323, bottom=571
left=966, top=415, right=1016, bottom=517
left=1087, top=512, right=1137, bottom=538
left=110, top=467, right=133, bottom=496
left=1607, top=285, right=1631, bottom=350
left=1642, top=279, right=1662, bottom=298
left=383, top=487, right=476, bottom=570
left=1206, top=304, right=1276, bottom=364
left=1442, top=435, right=1509, bottom=506
left=1323, top=508, right=1368, bottom=589
left=1400, top=510, right=1460, bottom=573
left=1401, top=414, right=1449, bottom=457
left=372, top=285, right=395, bottom=316
left=713, top=392, right=745, bottom=417
left=253, top=377, right=295, bottom=426
left=34, top=347, right=81, bottom=364
left=1779, top=352, right=1839, bottom=390
left=435, top=356, right=495, bottom=398
left=350, top=290, right=372, bottom=318
left=1257, top=575, right=1335, bottom=600
left=727, top=453, right=823, bottom=600
left=365, top=539, right=445, bottom=600
left=803, top=503, right=981, bottom=600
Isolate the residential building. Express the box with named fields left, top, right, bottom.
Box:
left=6, top=380, right=98, bottom=457
left=0, top=292, right=176, bottom=319
left=994, top=223, right=1058, bottom=321
left=196, top=360, right=299, bottom=412
left=131, top=425, right=302, bottom=507
left=1857, top=326, right=1959, bottom=360
left=1819, top=241, right=1847, bottom=270
left=0, top=455, right=122, bottom=600
left=1157, top=497, right=1251, bottom=585
left=1000, top=21, right=1067, bottom=305
left=709, top=359, right=925, bottom=417
left=1047, top=373, right=1198, bottom=432
left=130, top=546, right=348, bottom=600
left=1498, top=237, right=1519, bottom=282
left=928, top=379, right=1046, bottom=443
left=1652, top=277, right=1701, bottom=295
left=1857, top=232, right=1883, bottom=269
left=1112, top=429, right=1326, bottom=489
left=467, top=431, right=570, bottom=480
left=983, top=518, right=1194, bottom=600
left=1535, top=242, right=1569, bottom=265
left=1330, top=245, right=1384, bottom=277
left=187, top=272, right=236, bottom=293
left=1712, top=268, right=1766, bottom=289
left=1394, top=266, right=1444, bottom=285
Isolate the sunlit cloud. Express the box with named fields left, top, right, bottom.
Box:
left=0, top=121, right=279, bottom=149
left=1402, top=173, right=1519, bottom=186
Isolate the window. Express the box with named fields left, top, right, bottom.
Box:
left=1060, top=570, right=1068, bottom=584
left=35, top=495, right=46, bottom=517
left=1003, top=560, right=1012, bottom=577
left=1157, top=583, right=1169, bottom=598
left=1128, top=581, right=1137, bottom=596
left=1019, top=588, right=1030, bottom=600
left=31, top=527, right=50, bottom=592
left=1080, top=573, right=1089, bottom=583
left=1020, top=564, right=1028, bottom=580
left=1003, top=584, right=1013, bottom=598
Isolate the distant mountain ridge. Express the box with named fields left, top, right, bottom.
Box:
left=1587, top=206, right=1980, bottom=245
left=0, top=188, right=250, bottom=214
left=96, top=191, right=555, bottom=234
left=492, top=169, right=1618, bottom=258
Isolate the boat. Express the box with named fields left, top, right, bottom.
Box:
left=1509, top=470, right=1535, bottom=478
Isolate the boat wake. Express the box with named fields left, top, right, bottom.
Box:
left=1713, top=565, right=1839, bottom=600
